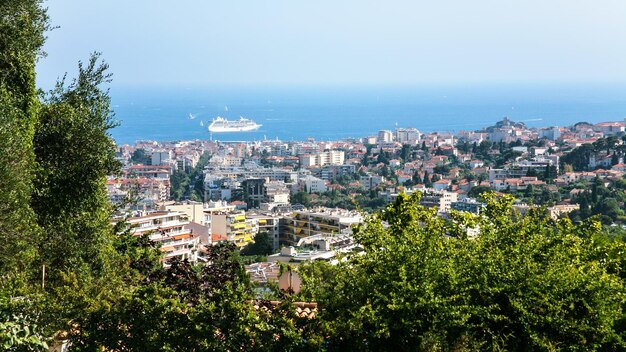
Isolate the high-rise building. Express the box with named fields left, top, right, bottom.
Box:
left=377, top=130, right=394, bottom=144
left=395, top=128, right=421, bottom=145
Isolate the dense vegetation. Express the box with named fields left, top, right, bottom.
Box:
left=0, top=0, right=49, bottom=278
left=170, top=151, right=211, bottom=201
left=1, top=1, right=126, bottom=349
left=553, top=136, right=626, bottom=223
left=561, top=135, right=625, bottom=171
left=291, top=187, right=387, bottom=212
left=300, top=193, right=626, bottom=351
left=568, top=177, right=626, bottom=224
left=3, top=2, right=626, bottom=351
left=129, top=148, right=151, bottom=165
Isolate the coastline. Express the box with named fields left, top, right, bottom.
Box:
left=109, top=85, right=626, bottom=144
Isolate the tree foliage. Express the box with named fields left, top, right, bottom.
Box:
left=568, top=177, right=626, bottom=224
left=241, top=232, right=274, bottom=256
left=4, top=2, right=626, bottom=350
left=561, top=136, right=626, bottom=171
left=26, top=55, right=128, bottom=336
left=72, top=242, right=321, bottom=351
left=170, top=151, right=211, bottom=201
left=0, top=0, right=48, bottom=276
left=299, top=192, right=626, bottom=351
left=129, top=148, right=151, bottom=165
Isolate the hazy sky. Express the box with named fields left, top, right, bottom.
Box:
left=36, top=0, right=626, bottom=88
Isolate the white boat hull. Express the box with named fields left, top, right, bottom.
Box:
left=208, top=116, right=262, bottom=132
left=209, top=124, right=261, bottom=132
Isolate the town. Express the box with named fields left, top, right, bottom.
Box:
left=8, top=0, right=626, bottom=349
left=108, top=117, right=626, bottom=281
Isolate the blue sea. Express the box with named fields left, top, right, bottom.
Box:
left=109, top=84, right=626, bottom=145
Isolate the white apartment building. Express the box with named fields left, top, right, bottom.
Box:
left=383, top=188, right=458, bottom=213
left=299, top=154, right=318, bottom=168
left=299, top=150, right=345, bottom=168
left=265, top=181, right=291, bottom=204
left=202, top=200, right=237, bottom=230
left=395, top=128, right=421, bottom=145
left=165, top=201, right=206, bottom=224
left=320, top=164, right=356, bottom=181
left=280, top=208, right=363, bottom=246
left=208, top=154, right=243, bottom=167
left=539, top=127, right=561, bottom=140
left=126, top=165, right=172, bottom=179
left=360, top=174, right=386, bottom=189
left=419, top=189, right=458, bottom=213
left=378, top=130, right=394, bottom=144
left=362, top=136, right=378, bottom=145
left=126, top=211, right=200, bottom=265
left=298, top=175, right=328, bottom=193
left=319, top=150, right=345, bottom=165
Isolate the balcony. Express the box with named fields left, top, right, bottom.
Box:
left=160, top=237, right=199, bottom=252
left=148, top=228, right=191, bottom=241
left=231, top=223, right=246, bottom=230
left=164, top=248, right=195, bottom=258
left=132, top=220, right=189, bottom=235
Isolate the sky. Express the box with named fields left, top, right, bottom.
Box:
left=36, top=0, right=626, bottom=88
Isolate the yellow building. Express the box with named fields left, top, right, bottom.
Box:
left=247, top=214, right=281, bottom=250
left=211, top=211, right=259, bottom=247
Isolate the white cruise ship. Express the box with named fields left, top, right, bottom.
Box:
left=208, top=116, right=262, bottom=132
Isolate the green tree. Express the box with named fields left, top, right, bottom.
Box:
left=400, top=144, right=412, bottom=161
left=241, top=232, right=274, bottom=256
left=169, top=151, right=211, bottom=201
left=433, top=165, right=450, bottom=175
left=612, top=152, right=620, bottom=166
left=593, top=197, right=624, bottom=224
left=29, top=54, right=128, bottom=337
left=543, top=164, right=558, bottom=181
left=423, top=171, right=431, bottom=187
left=377, top=151, right=390, bottom=165
left=292, top=191, right=311, bottom=206
left=411, top=171, right=422, bottom=184
left=380, top=165, right=390, bottom=178
left=0, top=293, right=49, bottom=351
left=73, top=242, right=320, bottom=351
left=130, top=148, right=151, bottom=165
left=0, top=0, right=49, bottom=277
left=299, top=192, right=626, bottom=351
left=561, top=143, right=595, bottom=171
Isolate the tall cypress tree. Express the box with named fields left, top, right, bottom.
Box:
left=0, top=0, right=48, bottom=275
